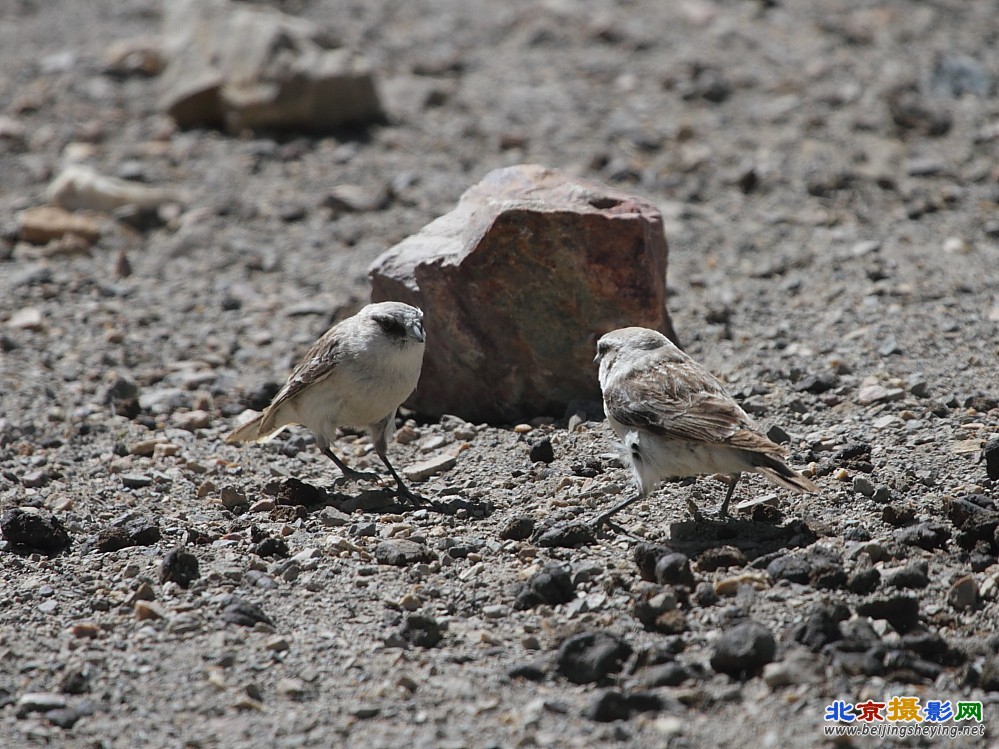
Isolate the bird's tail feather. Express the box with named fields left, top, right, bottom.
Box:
left=754, top=454, right=819, bottom=494
left=758, top=467, right=819, bottom=494
left=225, top=413, right=287, bottom=444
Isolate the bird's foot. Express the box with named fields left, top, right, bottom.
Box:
left=393, top=482, right=428, bottom=507
left=588, top=513, right=641, bottom=540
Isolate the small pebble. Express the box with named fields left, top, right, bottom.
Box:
left=528, top=437, right=555, bottom=464
left=398, top=594, right=422, bottom=611
left=403, top=453, right=457, bottom=481
left=120, top=473, right=154, bottom=489
left=499, top=515, right=535, bottom=541
left=276, top=678, right=304, bottom=698
left=134, top=601, right=166, bottom=620
left=265, top=636, right=290, bottom=652
left=852, top=476, right=875, bottom=496
left=555, top=631, right=632, bottom=684
left=948, top=576, right=978, bottom=611
left=710, top=621, right=776, bottom=675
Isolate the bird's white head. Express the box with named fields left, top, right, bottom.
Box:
left=595, top=327, right=675, bottom=385
left=365, top=302, right=426, bottom=346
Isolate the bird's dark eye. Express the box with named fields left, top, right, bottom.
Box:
left=596, top=340, right=611, bottom=357
left=374, top=315, right=407, bottom=338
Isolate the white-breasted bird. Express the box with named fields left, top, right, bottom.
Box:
left=592, top=326, right=818, bottom=527
left=226, top=302, right=426, bottom=502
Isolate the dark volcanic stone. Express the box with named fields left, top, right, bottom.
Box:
left=59, top=668, right=90, bottom=695
left=697, top=545, right=748, bottom=572
left=766, top=424, right=790, bottom=444
left=964, top=393, right=999, bottom=412
left=45, top=708, right=82, bottom=729
left=692, top=581, right=719, bottom=607
left=104, top=376, right=141, bottom=419
left=899, top=631, right=953, bottom=663
left=640, top=661, right=689, bottom=688
left=847, top=565, right=881, bottom=594
left=655, top=553, right=695, bottom=587
left=809, top=555, right=848, bottom=590
left=400, top=614, right=443, bottom=648
left=883, top=505, right=916, bottom=526
left=375, top=539, right=432, bottom=566
left=514, top=564, right=575, bottom=610
left=985, top=438, right=999, bottom=481
left=948, top=495, right=999, bottom=551
left=586, top=689, right=630, bottom=722
left=124, top=516, right=161, bottom=546
left=498, top=515, right=535, bottom=541
left=894, top=522, right=950, bottom=551
left=633, top=543, right=670, bottom=582
left=623, top=692, right=663, bottom=714
left=794, top=372, right=838, bottom=394
left=161, top=548, right=200, bottom=588
left=222, top=598, right=273, bottom=628
left=96, top=515, right=161, bottom=552
left=535, top=521, right=595, bottom=548
left=275, top=477, right=326, bottom=506
left=794, top=603, right=846, bottom=651
left=857, top=595, right=920, bottom=633
left=556, top=632, right=632, bottom=684
left=508, top=662, right=547, bottom=681
left=833, top=443, right=871, bottom=464
left=885, top=560, right=930, bottom=589
left=586, top=690, right=663, bottom=722
left=883, top=648, right=944, bottom=681
left=250, top=536, right=289, bottom=558
left=528, top=437, right=555, bottom=464
left=95, top=526, right=132, bottom=553
left=767, top=554, right=812, bottom=585
left=633, top=593, right=688, bottom=634
left=0, top=507, right=71, bottom=552
left=710, top=621, right=776, bottom=676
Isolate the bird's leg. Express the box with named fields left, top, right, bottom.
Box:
left=377, top=453, right=425, bottom=506
left=321, top=446, right=380, bottom=482
left=316, top=435, right=379, bottom=483
left=716, top=474, right=740, bottom=518
left=590, top=493, right=645, bottom=531
left=368, top=413, right=425, bottom=506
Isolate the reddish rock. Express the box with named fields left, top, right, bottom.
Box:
left=370, top=164, right=676, bottom=422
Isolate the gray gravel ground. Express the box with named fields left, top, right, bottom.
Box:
left=2, top=1, right=999, bottom=747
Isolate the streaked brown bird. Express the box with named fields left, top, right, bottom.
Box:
left=592, top=327, right=818, bottom=528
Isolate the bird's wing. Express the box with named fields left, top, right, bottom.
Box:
left=604, top=358, right=755, bottom=445
left=259, top=328, right=343, bottom=430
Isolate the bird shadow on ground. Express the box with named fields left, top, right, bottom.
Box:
left=332, top=488, right=487, bottom=517
left=260, top=476, right=489, bottom=518
left=664, top=517, right=818, bottom=561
